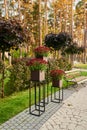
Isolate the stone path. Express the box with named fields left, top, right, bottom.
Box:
left=0, top=82, right=87, bottom=130
left=39, top=84, right=87, bottom=130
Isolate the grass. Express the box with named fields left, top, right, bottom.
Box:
left=74, top=63, right=87, bottom=69
left=0, top=90, right=29, bottom=125
left=80, top=71, right=87, bottom=76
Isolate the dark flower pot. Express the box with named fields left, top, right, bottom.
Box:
left=31, top=70, right=45, bottom=81
left=52, top=80, right=62, bottom=88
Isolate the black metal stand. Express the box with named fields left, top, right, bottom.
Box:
left=29, top=80, right=48, bottom=116
left=45, top=79, right=49, bottom=104
left=51, top=86, right=63, bottom=103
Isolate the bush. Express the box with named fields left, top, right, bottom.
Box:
left=48, top=57, right=72, bottom=71
left=5, top=58, right=30, bottom=96
left=58, top=58, right=72, bottom=71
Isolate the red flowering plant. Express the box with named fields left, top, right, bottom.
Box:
left=50, top=69, right=65, bottom=80
left=26, top=58, right=48, bottom=71
left=34, top=46, right=50, bottom=57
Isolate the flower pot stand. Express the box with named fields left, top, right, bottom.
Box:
left=51, top=80, right=63, bottom=103
left=29, top=80, right=48, bottom=116
left=31, top=70, right=45, bottom=82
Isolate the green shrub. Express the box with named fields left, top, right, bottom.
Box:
left=5, top=58, right=30, bottom=96
left=12, top=50, right=20, bottom=58
left=48, top=57, right=72, bottom=71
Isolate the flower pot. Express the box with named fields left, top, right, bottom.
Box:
left=52, top=80, right=62, bottom=88
left=31, top=70, right=45, bottom=81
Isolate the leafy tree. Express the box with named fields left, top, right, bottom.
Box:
left=65, top=43, right=78, bottom=55
left=0, top=17, right=29, bottom=98
left=45, top=32, right=72, bottom=50
left=56, top=32, right=72, bottom=49
left=64, top=42, right=85, bottom=55
left=44, top=33, right=57, bottom=49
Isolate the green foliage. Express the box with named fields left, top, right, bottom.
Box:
left=12, top=49, right=20, bottom=58
left=49, top=58, right=72, bottom=71
left=5, top=59, right=30, bottom=95
left=58, top=58, right=72, bottom=70
left=0, top=18, right=29, bottom=52
left=0, top=60, right=4, bottom=73
left=64, top=43, right=85, bottom=55
left=12, top=49, right=29, bottom=58
left=45, top=32, right=72, bottom=50
left=27, top=58, right=48, bottom=71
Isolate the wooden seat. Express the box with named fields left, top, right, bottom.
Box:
left=64, top=69, right=87, bottom=87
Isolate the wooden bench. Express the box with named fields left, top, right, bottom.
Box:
left=64, top=69, right=87, bottom=86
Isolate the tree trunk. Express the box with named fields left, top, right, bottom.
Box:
left=38, top=0, right=42, bottom=46
left=44, top=0, right=48, bottom=35
left=1, top=51, right=5, bottom=98
left=53, top=0, right=56, bottom=33
left=4, top=0, right=8, bottom=19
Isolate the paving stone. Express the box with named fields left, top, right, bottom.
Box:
left=68, top=123, right=76, bottom=130
left=60, top=123, right=67, bottom=129
left=75, top=125, right=86, bottom=130
left=39, top=84, right=87, bottom=130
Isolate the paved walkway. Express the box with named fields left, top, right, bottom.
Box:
left=39, top=84, right=87, bottom=130
left=0, top=82, right=87, bottom=130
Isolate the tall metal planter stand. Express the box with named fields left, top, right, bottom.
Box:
left=51, top=85, right=63, bottom=103
left=29, top=80, right=47, bottom=116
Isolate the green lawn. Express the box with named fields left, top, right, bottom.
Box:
left=74, top=63, right=87, bottom=69
left=0, top=90, right=29, bottom=125
left=0, top=69, right=87, bottom=125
